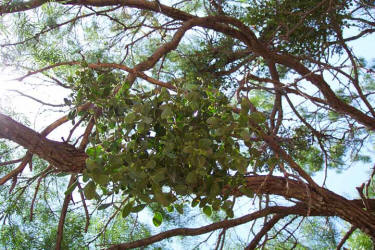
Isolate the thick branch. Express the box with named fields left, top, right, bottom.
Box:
left=0, top=0, right=48, bottom=14
left=244, top=175, right=375, bottom=237
left=0, top=112, right=86, bottom=172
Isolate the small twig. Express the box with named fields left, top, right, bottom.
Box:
left=245, top=214, right=285, bottom=249
left=0, top=153, right=32, bottom=186
left=107, top=205, right=298, bottom=250
left=0, top=158, right=23, bottom=167
left=56, top=175, right=76, bottom=250
left=87, top=197, right=129, bottom=245
left=77, top=181, right=90, bottom=232
left=30, top=166, right=53, bottom=221
left=7, top=89, right=66, bottom=107
left=336, top=226, right=356, bottom=250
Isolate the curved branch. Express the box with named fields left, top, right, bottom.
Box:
left=107, top=205, right=305, bottom=250
left=0, top=158, right=23, bottom=166
left=0, top=153, right=32, bottom=185
left=245, top=214, right=286, bottom=250
left=0, top=0, right=49, bottom=14
left=0, top=112, right=86, bottom=173
left=243, top=175, right=375, bottom=237
left=77, top=181, right=90, bottom=232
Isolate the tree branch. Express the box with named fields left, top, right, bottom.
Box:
left=245, top=214, right=286, bottom=249
left=0, top=112, right=86, bottom=173
left=56, top=175, right=76, bottom=250
left=336, top=226, right=356, bottom=250
left=107, top=205, right=303, bottom=250
left=8, top=89, right=66, bottom=107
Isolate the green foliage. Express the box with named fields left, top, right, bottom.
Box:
left=347, top=230, right=374, bottom=250
left=242, top=0, right=351, bottom=57
left=69, top=69, right=270, bottom=215
left=0, top=175, right=86, bottom=249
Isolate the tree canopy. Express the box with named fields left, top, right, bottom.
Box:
left=0, top=0, right=375, bottom=249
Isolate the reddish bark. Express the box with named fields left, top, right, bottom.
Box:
left=0, top=113, right=86, bottom=173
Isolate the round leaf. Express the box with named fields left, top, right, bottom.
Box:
left=152, top=212, right=163, bottom=227
left=203, top=205, right=212, bottom=217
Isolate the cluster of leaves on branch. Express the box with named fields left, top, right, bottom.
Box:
left=1, top=0, right=375, bottom=248
left=68, top=66, right=262, bottom=217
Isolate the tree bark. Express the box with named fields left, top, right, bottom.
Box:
left=244, top=176, right=375, bottom=238
left=0, top=113, right=86, bottom=172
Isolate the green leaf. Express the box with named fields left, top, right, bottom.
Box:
left=92, top=174, right=109, bottom=186
left=86, top=145, right=103, bottom=158
left=167, top=205, right=174, bottom=212
left=98, top=203, right=112, bottom=210
left=209, top=182, right=220, bottom=198
left=115, top=82, right=130, bottom=98
left=152, top=212, right=163, bottom=227
left=239, top=186, right=254, bottom=198
left=151, top=168, right=167, bottom=183
left=203, top=205, right=212, bottom=217
left=186, top=171, right=198, bottom=184
left=142, top=116, right=153, bottom=124
left=81, top=61, right=88, bottom=67
left=86, top=158, right=99, bottom=171
left=68, top=109, right=76, bottom=120
left=241, top=98, right=251, bottom=114
left=122, top=201, right=134, bottom=218
left=154, top=190, right=170, bottom=206
left=249, top=111, right=266, bottom=124
left=206, top=117, right=220, bottom=127
left=146, top=160, right=157, bottom=169
left=160, top=88, right=170, bottom=100
left=183, top=146, right=194, bottom=154
left=240, top=129, right=252, bottom=142
left=191, top=199, right=199, bottom=207
left=174, top=204, right=183, bottom=214
left=64, top=181, right=78, bottom=196
left=212, top=199, right=221, bottom=211
left=83, top=181, right=97, bottom=200
left=214, top=127, right=227, bottom=136
left=198, top=138, right=212, bottom=149
left=131, top=204, right=146, bottom=213
left=161, top=106, right=173, bottom=119
left=124, top=112, right=137, bottom=123
left=225, top=208, right=234, bottom=218
left=174, top=184, right=188, bottom=195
